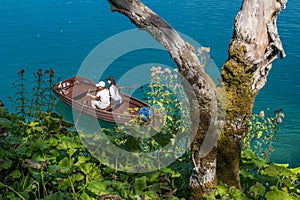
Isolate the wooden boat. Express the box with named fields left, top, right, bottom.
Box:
left=52, top=76, right=150, bottom=123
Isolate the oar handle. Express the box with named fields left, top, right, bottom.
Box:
left=120, top=84, right=140, bottom=89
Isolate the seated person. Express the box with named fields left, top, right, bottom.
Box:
left=87, top=81, right=110, bottom=109
left=106, top=76, right=122, bottom=105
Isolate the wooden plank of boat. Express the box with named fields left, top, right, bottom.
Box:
left=52, top=76, right=149, bottom=123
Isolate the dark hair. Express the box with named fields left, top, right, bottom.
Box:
left=106, top=76, right=121, bottom=94
left=107, top=76, right=116, bottom=86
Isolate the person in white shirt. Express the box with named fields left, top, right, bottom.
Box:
left=87, top=81, right=110, bottom=109
left=106, top=76, right=122, bottom=105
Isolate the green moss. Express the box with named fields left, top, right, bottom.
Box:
left=221, top=43, right=257, bottom=120
left=217, top=43, right=259, bottom=188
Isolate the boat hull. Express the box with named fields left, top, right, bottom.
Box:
left=52, top=76, right=148, bottom=123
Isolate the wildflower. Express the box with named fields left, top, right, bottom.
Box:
left=151, top=66, right=157, bottom=72
left=276, top=117, right=283, bottom=123
left=259, top=110, right=265, bottom=118
left=174, top=83, right=181, bottom=88
left=164, top=68, right=171, bottom=74
left=279, top=112, right=285, bottom=118
left=257, top=142, right=262, bottom=147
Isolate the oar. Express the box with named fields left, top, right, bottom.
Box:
left=73, top=89, right=96, bottom=100
left=119, top=84, right=140, bottom=90
left=74, top=101, right=87, bottom=128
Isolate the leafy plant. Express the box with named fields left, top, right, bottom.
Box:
left=9, top=68, right=59, bottom=122
left=9, top=69, right=28, bottom=119
left=204, top=149, right=299, bottom=200
left=244, top=109, right=285, bottom=161
left=1, top=69, right=298, bottom=199
left=240, top=149, right=299, bottom=200
left=204, top=109, right=298, bottom=200
left=0, top=106, right=189, bottom=199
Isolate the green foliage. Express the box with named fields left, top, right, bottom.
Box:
left=1, top=68, right=298, bottom=199
left=85, top=66, right=193, bottom=171
left=203, top=182, right=248, bottom=200
left=240, top=149, right=299, bottom=199
left=204, top=109, right=298, bottom=200
left=204, top=149, right=299, bottom=199
left=244, top=109, right=285, bottom=161
left=0, top=107, right=189, bottom=199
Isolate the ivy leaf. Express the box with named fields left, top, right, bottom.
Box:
left=58, top=178, right=70, bottom=191
left=0, top=159, right=12, bottom=169
left=290, top=167, right=300, bottom=174
left=47, top=137, right=59, bottom=146
left=77, top=162, right=94, bottom=175
left=35, top=139, right=50, bottom=151
left=148, top=171, right=161, bottom=182
left=29, top=121, right=39, bottom=127
left=249, top=182, right=266, bottom=197
left=6, top=135, right=22, bottom=145
left=16, top=145, right=32, bottom=157
left=41, top=191, right=72, bottom=200
left=10, top=170, right=22, bottom=178
left=0, top=117, right=11, bottom=128
left=265, top=189, right=292, bottom=200
left=78, top=192, right=92, bottom=200
left=57, top=157, right=72, bottom=173
left=87, top=181, right=107, bottom=194
left=216, top=184, right=227, bottom=197
left=133, top=176, right=147, bottom=195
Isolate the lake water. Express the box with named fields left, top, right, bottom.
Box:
left=0, top=0, right=299, bottom=167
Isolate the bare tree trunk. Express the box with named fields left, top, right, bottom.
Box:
left=104, top=0, right=287, bottom=198
left=106, top=0, right=219, bottom=197
left=218, top=0, right=287, bottom=188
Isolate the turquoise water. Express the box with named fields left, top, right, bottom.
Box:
left=0, top=0, right=299, bottom=167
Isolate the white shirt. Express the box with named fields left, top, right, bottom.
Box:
left=109, top=84, right=122, bottom=102
left=92, top=89, right=110, bottom=109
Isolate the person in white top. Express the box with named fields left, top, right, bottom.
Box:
left=87, top=81, right=110, bottom=109
left=106, top=76, right=122, bottom=105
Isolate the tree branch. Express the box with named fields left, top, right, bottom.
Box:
left=107, top=0, right=212, bottom=94
left=106, top=0, right=220, bottom=196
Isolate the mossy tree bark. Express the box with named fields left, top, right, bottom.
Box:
left=218, top=0, right=287, bottom=188
left=105, top=0, right=287, bottom=198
